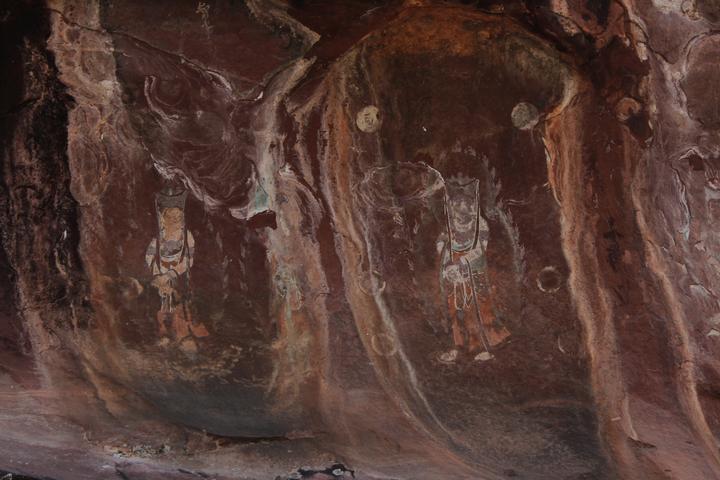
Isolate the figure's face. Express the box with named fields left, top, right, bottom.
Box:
left=447, top=180, right=479, bottom=249
left=451, top=195, right=476, bottom=234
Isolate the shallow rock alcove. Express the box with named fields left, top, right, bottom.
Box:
left=2, top=1, right=720, bottom=479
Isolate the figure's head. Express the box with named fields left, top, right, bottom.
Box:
left=446, top=177, right=484, bottom=251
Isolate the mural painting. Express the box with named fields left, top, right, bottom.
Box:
left=145, top=184, right=209, bottom=350
left=438, top=175, right=510, bottom=363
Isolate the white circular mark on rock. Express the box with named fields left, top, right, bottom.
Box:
left=615, top=97, right=642, bottom=122
left=371, top=333, right=397, bottom=356
left=536, top=266, right=563, bottom=293
left=511, top=102, right=540, bottom=130
left=356, top=105, right=381, bottom=133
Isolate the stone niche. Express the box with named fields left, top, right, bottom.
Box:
left=3, top=1, right=720, bottom=479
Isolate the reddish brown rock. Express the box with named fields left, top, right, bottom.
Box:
left=3, top=0, right=720, bottom=479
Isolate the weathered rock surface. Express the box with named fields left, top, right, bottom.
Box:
left=2, top=0, right=720, bottom=478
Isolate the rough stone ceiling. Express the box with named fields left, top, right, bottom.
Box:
left=2, top=0, right=720, bottom=478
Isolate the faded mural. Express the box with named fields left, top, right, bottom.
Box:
left=22, top=1, right=703, bottom=478
left=145, top=184, right=209, bottom=350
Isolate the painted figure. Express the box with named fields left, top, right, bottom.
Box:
left=145, top=185, right=209, bottom=345
left=438, top=176, right=510, bottom=363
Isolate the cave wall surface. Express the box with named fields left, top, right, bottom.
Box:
left=2, top=0, right=720, bottom=479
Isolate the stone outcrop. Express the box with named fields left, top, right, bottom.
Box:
left=2, top=1, right=720, bottom=478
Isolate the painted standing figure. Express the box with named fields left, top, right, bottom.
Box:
left=145, top=185, right=209, bottom=345
left=438, top=176, right=510, bottom=363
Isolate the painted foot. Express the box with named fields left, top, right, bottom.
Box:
left=438, top=349, right=459, bottom=364
left=474, top=351, right=494, bottom=362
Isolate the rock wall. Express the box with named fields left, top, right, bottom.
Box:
left=2, top=1, right=720, bottom=479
